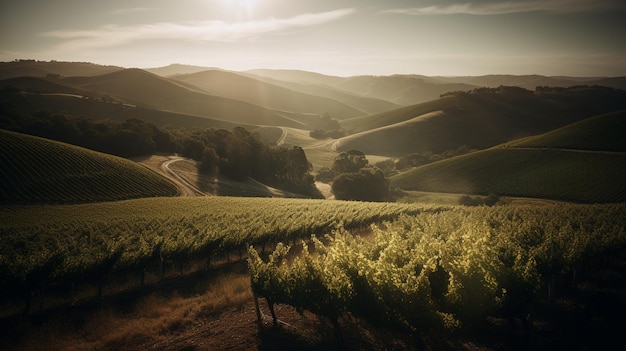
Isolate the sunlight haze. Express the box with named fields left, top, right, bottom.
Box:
left=1, top=0, right=625, bottom=76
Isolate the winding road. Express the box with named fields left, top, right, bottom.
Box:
left=160, top=158, right=208, bottom=196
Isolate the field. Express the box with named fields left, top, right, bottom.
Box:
left=2, top=60, right=626, bottom=350
left=391, top=148, right=626, bottom=203
left=391, top=109, right=626, bottom=203
left=2, top=201, right=625, bottom=350
left=0, top=196, right=429, bottom=318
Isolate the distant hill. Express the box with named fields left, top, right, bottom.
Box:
left=242, top=72, right=400, bottom=115
left=0, top=129, right=179, bottom=204
left=436, top=74, right=626, bottom=91
left=57, top=69, right=316, bottom=129
left=145, top=63, right=221, bottom=77
left=0, top=60, right=123, bottom=80
left=171, top=70, right=367, bottom=118
left=332, top=75, right=476, bottom=106
left=0, top=76, right=93, bottom=96
left=244, top=69, right=346, bottom=86
left=335, top=86, right=626, bottom=156
left=390, top=110, right=626, bottom=203
left=0, top=88, right=253, bottom=131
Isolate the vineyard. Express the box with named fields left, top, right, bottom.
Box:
left=248, top=203, right=626, bottom=346
left=2, top=195, right=625, bottom=348
left=391, top=147, right=626, bottom=203
left=0, top=196, right=430, bottom=316
left=0, top=129, right=179, bottom=204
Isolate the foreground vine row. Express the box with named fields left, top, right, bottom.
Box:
left=248, top=203, right=626, bottom=344
left=0, top=197, right=432, bottom=315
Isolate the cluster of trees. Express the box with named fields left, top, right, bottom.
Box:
left=317, top=150, right=391, bottom=202
left=0, top=110, right=176, bottom=157
left=0, top=110, right=317, bottom=196
left=374, top=145, right=476, bottom=177
left=309, top=128, right=345, bottom=140
left=309, top=113, right=345, bottom=140
left=183, top=127, right=315, bottom=194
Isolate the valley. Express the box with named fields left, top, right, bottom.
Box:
left=1, top=60, right=625, bottom=351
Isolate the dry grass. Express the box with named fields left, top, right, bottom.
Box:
left=5, top=271, right=252, bottom=351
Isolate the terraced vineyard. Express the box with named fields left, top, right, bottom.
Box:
left=0, top=129, right=179, bottom=203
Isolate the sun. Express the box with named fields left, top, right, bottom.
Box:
left=237, top=0, right=255, bottom=17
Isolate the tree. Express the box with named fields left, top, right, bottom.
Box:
left=199, top=147, right=219, bottom=174
left=332, top=166, right=390, bottom=202
left=332, top=150, right=368, bottom=174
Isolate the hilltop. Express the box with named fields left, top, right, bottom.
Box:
left=0, top=60, right=123, bottom=80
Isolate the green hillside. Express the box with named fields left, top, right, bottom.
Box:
left=340, top=96, right=457, bottom=133
left=0, top=129, right=179, bottom=204
left=508, top=110, right=626, bottom=151
left=391, top=111, right=626, bottom=203
left=391, top=148, right=626, bottom=203
left=172, top=70, right=367, bottom=118
left=337, top=87, right=626, bottom=156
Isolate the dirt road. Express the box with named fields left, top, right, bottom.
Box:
left=135, top=155, right=207, bottom=197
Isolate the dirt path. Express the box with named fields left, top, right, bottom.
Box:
left=276, top=127, right=288, bottom=146
left=161, top=158, right=208, bottom=196
left=134, top=155, right=206, bottom=197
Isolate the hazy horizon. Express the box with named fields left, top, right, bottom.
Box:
left=1, top=0, right=625, bottom=77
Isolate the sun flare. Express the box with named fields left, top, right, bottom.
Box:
left=236, top=0, right=255, bottom=18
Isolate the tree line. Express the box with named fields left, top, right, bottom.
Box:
left=0, top=109, right=318, bottom=196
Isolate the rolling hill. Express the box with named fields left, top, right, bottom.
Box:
left=0, top=85, right=256, bottom=131
left=390, top=110, right=626, bottom=203
left=31, top=69, right=321, bottom=129
left=171, top=69, right=367, bottom=118
left=335, top=86, right=626, bottom=156
left=332, top=75, right=476, bottom=106
left=244, top=68, right=346, bottom=86
left=507, top=110, right=626, bottom=151
left=0, top=129, right=179, bottom=204
left=435, top=74, right=626, bottom=91
left=0, top=60, right=123, bottom=80
left=242, top=73, right=400, bottom=115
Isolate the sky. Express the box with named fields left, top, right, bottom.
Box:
left=1, top=0, right=625, bottom=77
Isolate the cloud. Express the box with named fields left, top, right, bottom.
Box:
left=384, top=0, right=625, bottom=16
left=43, top=8, right=355, bottom=51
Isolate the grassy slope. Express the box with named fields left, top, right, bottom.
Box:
left=0, top=129, right=179, bottom=204
left=242, top=72, right=400, bottom=115
left=172, top=70, right=367, bottom=119
left=0, top=90, right=255, bottom=131
left=332, top=75, right=476, bottom=106
left=62, top=69, right=313, bottom=129
left=391, top=111, right=626, bottom=203
left=337, top=89, right=626, bottom=156
left=340, top=96, right=457, bottom=133
left=508, top=110, right=626, bottom=151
